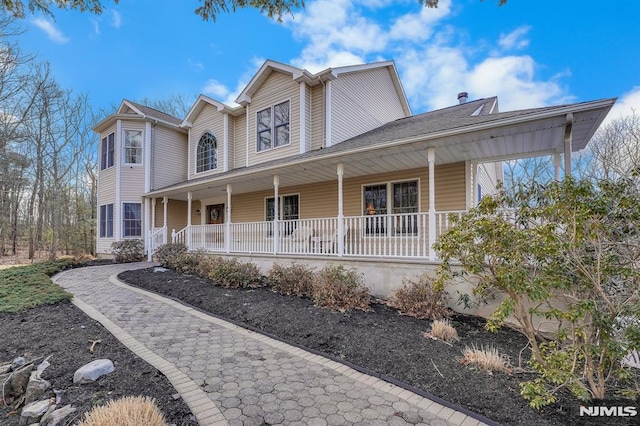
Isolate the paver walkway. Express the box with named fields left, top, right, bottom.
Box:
left=54, top=263, right=490, bottom=426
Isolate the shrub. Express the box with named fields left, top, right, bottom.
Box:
left=267, top=263, right=315, bottom=297
left=426, top=319, right=459, bottom=343
left=154, top=243, right=188, bottom=269
left=312, top=264, right=370, bottom=311
left=200, top=256, right=262, bottom=288
left=460, top=344, right=510, bottom=373
left=389, top=274, right=449, bottom=320
left=111, top=240, right=145, bottom=263
left=172, top=249, right=208, bottom=275
left=79, top=396, right=165, bottom=426
left=435, top=177, right=640, bottom=407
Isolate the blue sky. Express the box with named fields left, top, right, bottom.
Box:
left=17, top=0, right=640, bottom=123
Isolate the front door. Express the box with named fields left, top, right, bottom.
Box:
left=207, top=204, right=224, bottom=225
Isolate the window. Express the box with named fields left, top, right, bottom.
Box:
left=100, top=133, right=114, bottom=170
left=256, top=100, right=290, bottom=152
left=124, top=130, right=143, bottom=164
left=196, top=132, right=217, bottom=173
left=363, top=180, right=418, bottom=235
left=99, top=204, right=113, bottom=238
left=265, top=194, right=299, bottom=236
left=122, top=203, right=142, bottom=237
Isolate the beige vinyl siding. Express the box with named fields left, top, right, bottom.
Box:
left=477, top=161, right=501, bottom=198
left=153, top=199, right=193, bottom=234
left=227, top=115, right=235, bottom=170
left=152, top=126, right=187, bottom=190
left=189, top=104, right=225, bottom=180
left=248, top=72, right=300, bottom=166
left=310, top=84, right=324, bottom=150
left=97, top=123, right=117, bottom=254
left=331, top=67, right=406, bottom=146
left=233, top=113, right=247, bottom=168
left=304, top=84, right=312, bottom=152
left=229, top=163, right=466, bottom=223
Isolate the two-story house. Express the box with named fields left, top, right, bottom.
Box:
left=94, top=59, right=615, bottom=299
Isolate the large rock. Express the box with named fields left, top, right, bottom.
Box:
left=40, top=404, right=76, bottom=426
left=24, top=371, right=51, bottom=405
left=19, top=399, right=54, bottom=426
left=8, top=364, right=34, bottom=397
left=73, top=359, right=115, bottom=384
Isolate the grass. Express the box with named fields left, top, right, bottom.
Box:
left=0, top=259, right=78, bottom=313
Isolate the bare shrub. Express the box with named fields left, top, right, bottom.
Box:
left=267, top=263, right=315, bottom=297
left=312, top=265, right=370, bottom=311
left=389, top=274, right=449, bottom=319
left=154, top=243, right=187, bottom=269
left=111, top=240, right=145, bottom=263
left=460, top=344, right=510, bottom=373
left=199, top=256, right=262, bottom=288
left=78, top=396, right=165, bottom=426
left=426, top=319, right=459, bottom=343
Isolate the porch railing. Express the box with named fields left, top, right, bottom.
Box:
left=149, top=226, right=167, bottom=253
left=169, top=210, right=466, bottom=260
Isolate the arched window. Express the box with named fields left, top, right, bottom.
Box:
left=196, top=132, right=217, bottom=173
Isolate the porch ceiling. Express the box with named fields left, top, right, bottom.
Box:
left=149, top=99, right=614, bottom=201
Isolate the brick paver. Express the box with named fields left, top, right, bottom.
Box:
left=54, top=263, right=490, bottom=426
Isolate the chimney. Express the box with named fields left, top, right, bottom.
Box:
left=457, top=92, right=468, bottom=104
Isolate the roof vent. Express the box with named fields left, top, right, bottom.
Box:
left=457, top=92, right=468, bottom=104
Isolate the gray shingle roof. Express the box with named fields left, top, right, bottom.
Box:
left=125, top=100, right=183, bottom=126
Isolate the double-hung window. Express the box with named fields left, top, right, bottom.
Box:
left=99, top=204, right=113, bottom=238
left=100, top=133, right=114, bottom=170
left=265, top=194, right=299, bottom=236
left=124, top=130, right=143, bottom=164
left=122, top=203, right=142, bottom=237
left=363, top=180, right=418, bottom=235
left=257, top=100, right=290, bottom=152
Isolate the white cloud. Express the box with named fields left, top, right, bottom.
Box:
left=389, top=0, right=451, bottom=42
left=202, top=79, right=229, bottom=100
left=31, top=18, right=69, bottom=44
left=188, top=58, right=204, bottom=72
left=604, top=86, right=640, bottom=125
left=91, top=19, right=100, bottom=36
left=111, top=10, right=122, bottom=28
left=498, top=26, right=531, bottom=50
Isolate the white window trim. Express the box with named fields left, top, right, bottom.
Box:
left=255, top=98, right=292, bottom=154
left=122, top=129, right=144, bottom=166
left=99, top=203, right=114, bottom=238
left=100, top=132, right=115, bottom=170
left=194, top=130, right=219, bottom=175
left=121, top=202, right=143, bottom=239
left=360, top=178, right=421, bottom=238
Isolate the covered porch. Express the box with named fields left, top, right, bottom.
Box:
left=145, top=98, right=614, bottom=262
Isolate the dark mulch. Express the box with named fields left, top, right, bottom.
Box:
left=118, top=267, right=639, bottom=426
left=0, top=302, right=197, bottom=426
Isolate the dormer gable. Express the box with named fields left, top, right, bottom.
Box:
left=181, top=95, right=244, bottom=128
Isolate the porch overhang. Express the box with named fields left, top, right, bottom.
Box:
left=146, top=98, right=615, bottom=201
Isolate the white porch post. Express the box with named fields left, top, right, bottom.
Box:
left=337, top=163, right=344, bottom=256
left=187, top=191, right=192, bottom=249
left=554, top=153, right=562, bottom=180
left=162, top=196, right=168, bottom=229
left=225, top=184, right=232, bottom=254
left=428, top=147, right=436, bottom=261
left=144, top=197, right=151, bottom=260
left=564, top=113, right=573, bottom=177
left=273, top=175, right=280, bottom=254
left=151, top=198, right=156, bottom=229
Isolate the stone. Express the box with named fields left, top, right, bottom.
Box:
left=73, top=359, right=115, bottom=384
left=0, top=363, right=11, bottom=374
left=20, top=399, right=54, bottom=426
left=24, top=372, right=51, bottom=405
left=397, top=411, right=423, bottom=424
left=40, top=404, right=76, bottom=426
left=11, top=356, right=27, bottom=370
left=9, top=364, right=34, bottom=397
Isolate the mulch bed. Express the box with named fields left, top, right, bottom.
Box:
left=0, top=302, right=197, bottom=426
left=118, top=267, right=638, bottom=426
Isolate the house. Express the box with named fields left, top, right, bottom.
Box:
left=93, top=59, right=615, bottom=302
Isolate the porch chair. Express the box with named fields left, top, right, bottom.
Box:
left=284, top=225, right=313, bottom=253
left=323, top=224, right=350, bottom=254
